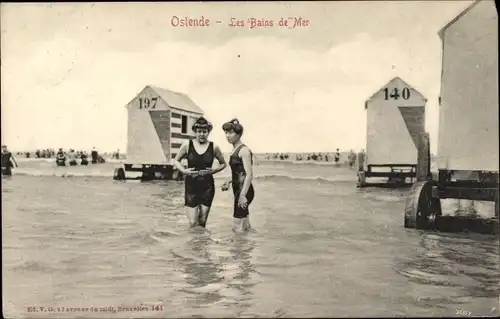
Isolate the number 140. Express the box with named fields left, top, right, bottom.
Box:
left=384, top=87, right=410, bottom=100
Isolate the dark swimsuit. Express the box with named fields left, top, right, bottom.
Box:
left=91, top=151, right=98, bottom=164
left=230, top=144, right=255, bottom=219
left=184, top=140, right=216, bottom=208
left=1, top=152, right=14, bottom=175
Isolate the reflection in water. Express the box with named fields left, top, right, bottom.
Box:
left=395, top=231, right=500, bottom=306
left=171, top=230, right=259, bottom=317
left=227, top=235, right=256, bottom=316
left=176, top=229, right=225, bottom=307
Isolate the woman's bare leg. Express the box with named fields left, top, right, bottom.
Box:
left=242, top=217, right=252, bottom=231
left=232, top=218, right=244, bottom=233
left=186, top=206, right=200, bottom=227
left=198, top=205, right=211, bottom=228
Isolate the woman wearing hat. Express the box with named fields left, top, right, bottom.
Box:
left=221, top=118, right=255, bottom=232
left=172, top=116, right=227, bottom=228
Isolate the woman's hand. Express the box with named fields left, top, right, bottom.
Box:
left=197, top=168, right=213, bottom=176
left=221, top=181, right=231, bottom=191
left=182, top=168, right=199, bottom=176
left=238, top=195, right=248, bottom=208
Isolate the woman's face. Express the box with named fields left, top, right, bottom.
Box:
left=195, top=128, right=209, bottom=143
left=224, top=129, right=240, bottom=145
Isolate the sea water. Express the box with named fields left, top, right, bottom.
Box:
left=2, top=160, right=499, bottom=318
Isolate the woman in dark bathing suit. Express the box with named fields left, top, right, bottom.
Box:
left=1, top=145, right=18, bottom=176
left=172, top=117, right=227, bottom=228
left=221, top=119, right=255, bottom=233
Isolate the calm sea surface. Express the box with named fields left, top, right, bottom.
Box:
left=2, top=159, right=499, bottom=318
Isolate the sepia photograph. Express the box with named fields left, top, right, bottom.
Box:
left=1, top=1, right=499, bottom=318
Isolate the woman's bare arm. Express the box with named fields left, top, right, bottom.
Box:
left=172, top=142, right=190, bottom=173
left=211, top=144, right=227, bottom=174
left=239, top=147, right=254, bottom=197
left=10, top=153, right=18, bottom=167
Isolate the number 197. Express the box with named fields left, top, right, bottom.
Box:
left=139, top=97, right=158, bottom=109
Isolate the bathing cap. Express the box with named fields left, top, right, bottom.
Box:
left=192, top=116, right=213, bottom=132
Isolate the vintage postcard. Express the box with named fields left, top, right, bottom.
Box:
left=1, top=1, right=499, bottom=318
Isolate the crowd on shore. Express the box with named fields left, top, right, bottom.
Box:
left=16, top=148, right=122, bottom=160
left=262, top=149, right=361, bottom=167
left=11, top=148, right=125, bottom=168
left=4, top=143, right=363, bottom=172
left=2, top=144, right=127, bottom=175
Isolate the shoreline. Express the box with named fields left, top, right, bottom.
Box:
left=15, top=157, right=350, bottom=166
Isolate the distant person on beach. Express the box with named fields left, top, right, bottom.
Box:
left=68, top=149, right=77, bottom=166
left=1, top=145, right=18, bottom=176
left=348, top=149, right=356, bottom=168
left=91, top=147, right=98, bottom=164
left=97, top=155, right=106, bottom=163
left=56, top=148, right=66, bottom=166
left=80, top=151, right=89, bottom=165
left=221, top=118, right=255, bottom=233
left=172, top=117, right=227, bottom=229
left=334, top=149, right=340, bottom=164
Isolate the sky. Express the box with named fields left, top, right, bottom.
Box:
left=1, top=1, right=474, bottom=153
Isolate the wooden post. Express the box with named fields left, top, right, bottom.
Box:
left=357, top=151, right=365, bottom=172
left=356, top=151, right=366, bottom=188
left=495, top=195, right=499, bottom=219
left=417, top=132, right=430, bottom=182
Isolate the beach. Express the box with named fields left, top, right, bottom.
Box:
left=2, top=160, right=499, bottom=318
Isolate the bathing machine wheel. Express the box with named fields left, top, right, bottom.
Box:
left=404, top=180, right=442, bottom=229
left=113, top=167, right=126, bottom=180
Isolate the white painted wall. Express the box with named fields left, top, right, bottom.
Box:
left=438, top=0, right=498, bottom=171
left=366, top=77, right=426, bottom=166
left=126, top=87, right=169, bottom=164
